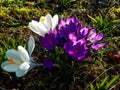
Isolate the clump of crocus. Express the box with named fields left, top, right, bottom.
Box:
left=29, top=14, right=106, bottom=61
left=58, top=16, right=105, bottom=61
left=1, top=36, right=43, bottom=77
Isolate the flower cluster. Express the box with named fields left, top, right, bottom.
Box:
left=1, top=14, right=106, bottom=77
left=29, top=14, right=105, bottom=61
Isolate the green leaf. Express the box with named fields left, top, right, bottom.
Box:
left=99, top=76, right=109, bottom=89
left=96, top=83, right=99, bottom=90
left=98, top=14, right=103, bottom=27
left=89, top=83, right=94, bottom=90
left=0, top=40, right=9, bottom=49
left=105, top=75, right=119, bottom=90
left=112, top=20, right=120, bottom=23
left=87, top=15, right=97, bottom=23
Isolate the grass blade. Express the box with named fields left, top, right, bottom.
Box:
left=105, top=75, right=119, bottom=90
left=99, top=75, right=109, bottom=89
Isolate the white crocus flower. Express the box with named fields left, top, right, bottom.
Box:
left=28, top=14, right=58, bottom=37
left=1, top=36, right=41, bottom=77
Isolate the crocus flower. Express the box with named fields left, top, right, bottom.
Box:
left=1, top=36, right=41, bottom=77
left=87, top=30, right=106, bottom=50
left=68, top=26, right=89, bottom=42
left=64, top=39, right=89, bottom=61
left=39, top=30, right=58, bottom=51
left=56, top=16, right=80, bottom=47
left=29, top=14, right=58, bottom=37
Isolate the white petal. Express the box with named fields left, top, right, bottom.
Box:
left=44, top=14, right=52, bottom=31
left=28, top=36, right=35, bottom=56
left=18, top=46, right=30, bottom=62
left=16, top=62, right=30, bottom=77
left=19, top=62, right=30, bottom=70
left=38, top=22, right=49, bottom=33
left=29, top=20, right=47, bottom=37
left=6, top=49, right=21, bottom=62
left=16, top=69, right=28, bottom=77
left=1, top=61, right=19, bottom=72
left=52, top=14, right=58, bottom=30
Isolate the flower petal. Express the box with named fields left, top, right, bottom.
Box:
left=19, top=62, right=30, bottom=70
left=18, top=46, right=30, bottom=62
left=28, top=36, right=35, bottom=56
left=95, top=32, right=103, bottom=41
left=16, top=69, right=28, bottom=77
left=52, top=14, right=58, bottom=30
left=16, top=62, right=30, bottom=77
left=1, top=61, right=19, bottom=72
left=29, top=20, right=47, bottom=37
left=91, top=43, right=106, bottom=50
left=44, top=14, right=52, bottom=31
left=6, top=49, right=21, bottom=62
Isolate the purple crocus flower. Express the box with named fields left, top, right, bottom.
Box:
left=57, top=16, right=83, bottom=46
left=43, top=58, right=53, bottom=69
left=77, top=26, right=89, bottom=39
left=64, top=39, right=89, bottom=61
left=69, top=26, right=89, bottom=41
left=57, top=21, right=77, bottom=46
left=87, top=30, right=106, bottom=50
left=39, top=30, right=57, bottom=51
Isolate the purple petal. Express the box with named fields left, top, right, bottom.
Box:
left=69, top=33, right=77, bottom=41
left=58, top=19, right=66, bottom=29
left=91, top=43, right=106, bottom=50
left=87, top=29, right=97, bottom=42
left=95, top=32, right=103, bottom=41
left=39, top=31, right=57, bottom=51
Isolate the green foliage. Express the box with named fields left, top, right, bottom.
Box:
left=105, top=75, right=119, bottom=90
left=0, top=36, right=24, bottom=63
left=59, top=0, right=76, bottom=7
left=88, top=13, right=120, bottom=36
left=89, top=75, right=120, bottom=90
left=60, top=0, right=76, bottom=5
left=0, top=0, right=25, bottom=7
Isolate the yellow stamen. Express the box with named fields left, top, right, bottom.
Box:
left=40, top=17, right=45, bottom=23
left=8, top=58, right=15, bottom=64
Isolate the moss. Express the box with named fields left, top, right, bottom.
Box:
left=0, top=6, right=10, bottom=19
left=107, top=7, right=120, bottom=19
left=115, top=7, right=120, bottom=13
left=0, top=5, right=51, bottom=26
left=24, top=1, right=35, bottom=6
left=14, top=7, right=31, bottom=20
